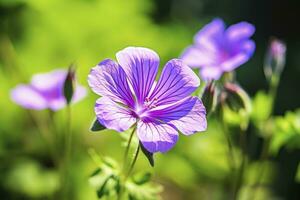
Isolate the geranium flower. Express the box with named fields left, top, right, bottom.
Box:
left=11, top=69, right=87, bottom=110
left=180, top=18, right=255, bottom=80
left=88, top=47, right=207, bottom=153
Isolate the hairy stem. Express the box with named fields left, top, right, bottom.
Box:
left=125, top=144, right=140, bottom=181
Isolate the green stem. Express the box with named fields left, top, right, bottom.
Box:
left=233, top=129, right=247, bottom=200
left=250, top=138, right=270, bottom=200
left=28, top=111, right=58, bottom=165
left=122, top=127, right=136, bottom=171
left=223, top=125, right=236, bottom=171
left=125, top=144, right=140, bottom=181
left=118, top=127, right=136, bottom=200
left=62, top=105, right=72, bottom=199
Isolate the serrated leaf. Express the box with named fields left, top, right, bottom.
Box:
left=125, top=180, right=163, bottom=200
left=90, top=168, right=102, bottom=177
left=140, top=142, right=154, bottom=167
left=90, top=118, right=106, bottom=132
left=96, top=175, right=114, bottom=198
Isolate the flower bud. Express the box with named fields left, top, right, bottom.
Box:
left=220, top=83, right=252, bottom=129
left=264, top=38, right=286, bottom=82
left=63, top=64, right=76, bottom=105
left=223, top=83, right=251, bottom=114
left=201, top=81, right=217, bottom=115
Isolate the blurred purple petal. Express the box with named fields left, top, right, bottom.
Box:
left=194, top=18, right=225, bottom=51
left=149, top=59, right=200, bottom=106
left=137, top=122, right=178, bottom=153
left=200, top=67, right=223, bottom=80
left=11, top=85, right=48, bottom=110
left=180, top=18, right=255, bottom=80
left=31, top=70, right=66, bottom=91
left=180, top=46, right=218, bottom=67
left=116, top=47, right=159, bottom=104
left=221, top=40, right=255, bottom=71
left=226, top=22, right=255, bottom=42
left=73, top=85, right=87, bottom=103
left=11, top=69, right=86, bottom=111
left=95, top=97, right=136, bottom=132
left=88, top=59, right=135, bottom=107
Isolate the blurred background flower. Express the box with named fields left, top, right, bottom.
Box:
left=11, top=69, right=86, bottom=110
left=180, top=18, right=255, bottom=80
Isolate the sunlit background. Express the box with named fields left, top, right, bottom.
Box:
left=0, top=0, right=299, bottom=199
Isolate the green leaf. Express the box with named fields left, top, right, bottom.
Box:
left=133, top=172, right=152, bottom=185
left=251, top=91, right=272, bottom=123
left=126, top=180, right=163, bottom=200
left=90, top=118, right=106, bottom=132
left=140, top=142, right=154, bottom=167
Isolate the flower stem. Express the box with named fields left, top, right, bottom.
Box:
left=122, top=127, right=136, bottom=171
left=223, top=125, right=236, bottom=171
left=233, top=129, right=247, bottom=200
left=125, top=144, right=140, bottom=181
left=62, top=105, right=72, bottom=198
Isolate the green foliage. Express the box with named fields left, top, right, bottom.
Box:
left=89, top=154, right=162, bottom=200
left=270, top=110, right=300, bottom=155
left=3, top=159, right=60, bottom=198
left=251, top=91, right=273, bottom=123
left=125, top=177, right=163, bottom=200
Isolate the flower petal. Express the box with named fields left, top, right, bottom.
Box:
left=168, top=97, right=207, bottom=135
left=48, top=98, right=66, bottom=111
left=116, top=47, right=159, bottom=104
left=149, top=59, right=200, bottom=106
left=221, top=40, right=255, bottom=71
left=10, top=85, right=48, bottom=110
left=194, top=18, right=225, bottom=52
left=200, top=66, right=223, bottom=80
left=180, top=46, right=218, bottom=67
left=88, top=59, right=135, bottom=107
left=226, top=22, right=255, bottom=42
left=137, top=122, right=178, bottom=153
left=31, top=69, right=66, bottom=91
left=72, top=85, right=87, bottom=103
left=147, top=96, right=207, bottom=135
left=95, top=97, right=136, bottom=132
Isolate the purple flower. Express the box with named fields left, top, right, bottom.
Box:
left=11, top=69, right=87, bottom=110
left=88, top=47, right=207, bottom=153
left=180, top=18, right=255, bottom=80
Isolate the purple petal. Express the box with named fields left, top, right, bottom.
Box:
left=200, top=67, right=223, bottom=80
left=226, top=22, right=255, bottom=42
left=147, top=96, right=207, bottom=135
left=72, top=85, right=87, bottom=103
left=95, top=97, right=136, bottom=132
left=180, top=46, right=218, bottom=67
left=10, top=85, right=47, bottom=110
left=194, top=18, right=225, bottom=51
left=48, top=98, right=66, bottom=111
left=168, top=97, right=207, bottom=135
left=116, top=47, right=159, bottom=104
left=137, top=121, right=178, bottom=153
left=149, top=59, right=200, bottom=106
left=31, top=69, right=66, bottom=91
left=88, top=59, right=135, bottom=107
left=221, top=40, right=255, bottom=71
